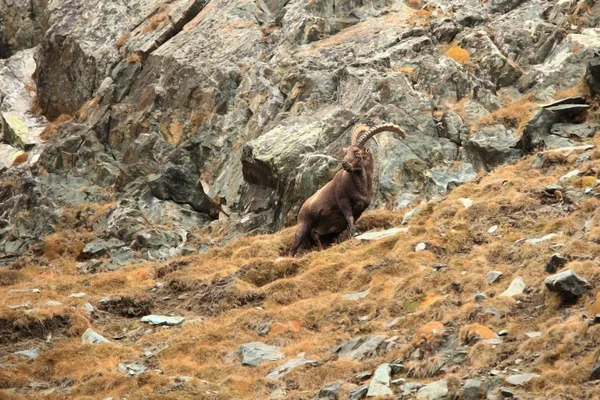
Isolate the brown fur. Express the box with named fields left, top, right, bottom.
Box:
left=290, top=123, right=405, bottom=255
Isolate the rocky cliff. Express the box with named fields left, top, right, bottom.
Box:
left=1, top=0, right=600, bottom=399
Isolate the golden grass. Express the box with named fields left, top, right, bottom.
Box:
left=2, top=130, right=600, bottom=398
left=445, top=44, right=471, bottom=65
left=126, top=52, right=143, bottom=63
left=140, top=7, right=170, bottom=34
left=39, top=114, right=73, bottom=141
left=470, top=94, right=539, bottom=133
left=115, top=32, right=130, bottom=48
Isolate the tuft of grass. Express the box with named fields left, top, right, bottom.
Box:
left=115, top=32, right=130, bottom=49
left=39, top=114, right=73, bottom=141
left=471, top=94, right=538, bottom=133
left=140, top=7, right=170, bottom=34
left=445, top=44, right=471, bottom=65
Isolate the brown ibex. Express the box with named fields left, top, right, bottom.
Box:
left=289, top=122, right=406, bottom=256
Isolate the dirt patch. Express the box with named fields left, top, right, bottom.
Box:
left=156, top=276, right=265, bottom=316
left=96, top=295, right=153, bottom=318
left=0, top=315, right=71, bottom=344
left=236, top=259, right=303, bottom=287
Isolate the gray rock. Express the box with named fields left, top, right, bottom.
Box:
left=354, top=371, right=373, bottom=382
left=416, top=380, right=449, bottom=400
left=475, top=292, right=488, bottom=303
left=14, top=349, right=40, bottom=359
left=81, top=238, right=125, bottom=259
left=505, top=373, right=541, bottom=386
left=500, top=388, right=515, bottom=398
left=239, top=342, right=284, bottom=367
left=486, top=271, right=503, bottom=284
left=0, top=49, right=47, bottom=150
left=349, top=384, right=369, bottom=400
left=499, top=277, right=526, bottom=297
left=415, top=242, right=427, bottom=252
left=82, top=328, right=110, bottom=344
left=587, top=55, right=600, bottom=96
left=591, top=360, right=600, bottom=381
left=400, top=382, right=425, bottom=396
left=118, top=363, right=147, bottom=376
left=525, top=233, right=558, bottom=245
left=430, top=18, right=459, bottom=43
left=525, top=332, right=542, bottom=338
left=367, top=364, right=393, bottom=397
left=355, top=228, right=407, bottom=241
left=69, top=292, right=88, bottom=298
left=463, top=379, right=483, bottom=400
left=111, top=247, right=134, bottom=264
left=343, top=289, right=370, bottom=301
left=319, top=381, right=342, bottom=400
left=550, top=124, right=595, bottom=139
left=544, top=270, right=591, bottom=299
left=464, top=125, right=522, bottom=172
left=266, top=357, right=319, bottom=379
left=546, top=254, right=568, bottom=274
left=402, top=208, right=422, bottom=225
left=83, top=303, right=95, bottom=313
left=335, top=335, right=386, bottom=361
left=148, top=162, right=219, bottom=217
left=140, top=315, right=185, bottom=326
left=485, top=338, right=504, bottom=345
left=498, top=330, right=509, bottom=336
left=44, top=300, right=63, bottom=307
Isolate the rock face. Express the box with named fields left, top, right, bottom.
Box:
left=0, top=0, right=597, bottom=261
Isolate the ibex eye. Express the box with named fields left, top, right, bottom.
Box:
left=354, top=152, right=360, bottom=157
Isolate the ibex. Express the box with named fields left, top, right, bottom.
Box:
left=289, top=122, right=406, bottom=256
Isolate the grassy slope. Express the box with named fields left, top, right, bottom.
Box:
left=2, top=131, right=600, bottom=399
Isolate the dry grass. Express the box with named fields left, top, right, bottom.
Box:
left=2, top=128, right=600, bottom=397
left=470, top=94, right=539, bottom=133
left=140, top=6, right=171, bottom=34
left=445, top=44, right=471, bottom=65
left=126, top=52, right=143, bottom=63
left=39, top=114, right=73, bottom=141
left=115, top=32, right=130, bottom=48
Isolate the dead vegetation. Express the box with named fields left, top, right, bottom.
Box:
left=2, top=130, right=600, bottom=397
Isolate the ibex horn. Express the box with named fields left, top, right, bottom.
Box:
left=355, top=123, right=405, bottom=148
left=350, top=124, right=371, bottom=146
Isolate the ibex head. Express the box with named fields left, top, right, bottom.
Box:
left=341, top=122, right=406, bottom=172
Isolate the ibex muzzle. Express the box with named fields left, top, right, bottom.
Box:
left=289, top=123, right=406, bottom=256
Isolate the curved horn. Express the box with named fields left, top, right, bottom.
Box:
left=355, top=123, right=405, bottom=148
left=350, top=124, right=370, bottom=146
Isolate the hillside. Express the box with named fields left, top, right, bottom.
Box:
left=1, top=0, right=600, bottom=398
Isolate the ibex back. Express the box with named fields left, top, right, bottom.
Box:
left=289, top=123, right=406, bottom=256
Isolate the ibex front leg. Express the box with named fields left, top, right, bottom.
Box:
left=339, top=200, right=356, bottom=240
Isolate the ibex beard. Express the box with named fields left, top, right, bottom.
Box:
left=289, top=123, right=406, bottom=256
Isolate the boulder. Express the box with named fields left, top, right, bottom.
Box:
left=334, top=335, right=386, bottom=361
left=140, top=315, right=185, bottom=326
left=239, top=342, right=284, bottom=367
left=416, top=380, right=449, bottom=400
left=545, top=254, right=568, bottom=274
left=505, top=373, right=541, bottom=386
left=499, top=277, right=526, bottom=297
left=266, top=357, right=320, bottom=379
left=366, top=364, right=393, bottom=397
left=464, top=125, right=522, bottom=171
left=544, top=270, right=591, bottom=300
left=80, top=238, right=125, bottom=259
left=319, top=382, right=343, bottom=400
left=148, top=162, right=219, bottom=217
left=82, top=328, right=110, bottom=344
